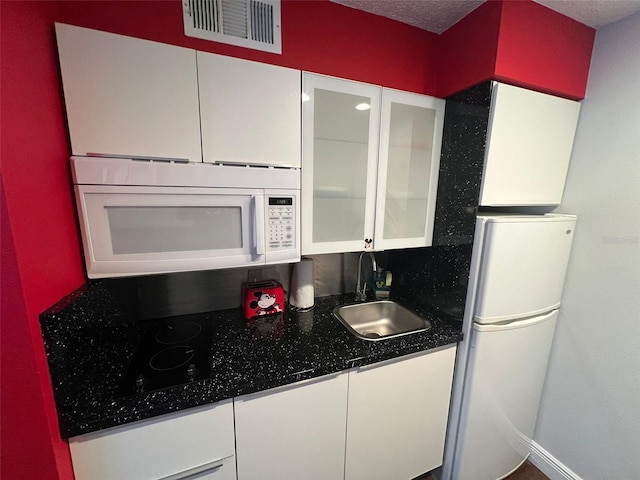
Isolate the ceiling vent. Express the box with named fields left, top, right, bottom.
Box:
left=183, top=0, right=281, bottom=54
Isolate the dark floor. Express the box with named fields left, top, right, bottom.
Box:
left=420, top=460, right=549, bottom=480
left=504, top=461, right=549, bottom=480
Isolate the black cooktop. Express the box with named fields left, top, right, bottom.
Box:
left=116, top=314, right=213, bottom=398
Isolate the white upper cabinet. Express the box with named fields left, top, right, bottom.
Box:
left=197, top=52, right=301, bottom=167
left=302, top=74, right=381, bottom=254
left=480, top=82, right=581, bottom=206
left=55, top=23, right=202, bottom=162
left=375, top=88, right=444, bottom=250
left=302, top=73, right=444, bottom=254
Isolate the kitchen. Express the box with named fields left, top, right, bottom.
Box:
left=1, top=1, right=639, bottom=480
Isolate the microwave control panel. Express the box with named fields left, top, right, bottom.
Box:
left=267, top=197, right=295, bottom=250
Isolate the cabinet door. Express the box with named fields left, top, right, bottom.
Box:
left=375, top=89, right=445, bottom=250
left=480, top=82, right=581, bottom=206
left=302, top=73, right=381, bottom=254
left=198, top=52, right=301, bottom=167
left=345, top=346, right=457, bottom=480
left=55, top=23, right=202, bottom=162
left=235, top=373, right=348, bottom=480
left=68, top=401, right=235, bottom=480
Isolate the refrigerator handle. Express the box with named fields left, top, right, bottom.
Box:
left=473, top=310, right=558, bottom=332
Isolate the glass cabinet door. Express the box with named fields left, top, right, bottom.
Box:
left=374, top=89, right=445, bottom=250
left=302, top=74, right=381, bottom=254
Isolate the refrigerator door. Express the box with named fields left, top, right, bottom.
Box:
left=474, top=215, right=576, bottom=324
left=451, top=310, right=558, bottom=480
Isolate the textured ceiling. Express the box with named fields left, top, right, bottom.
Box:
left=330, top=0, right=640, bottom=34
left=535, top=0, right=640, bottom=28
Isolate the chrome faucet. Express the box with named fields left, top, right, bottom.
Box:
left=355, top=251, right=377, bottom=301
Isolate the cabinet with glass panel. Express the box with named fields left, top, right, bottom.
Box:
left=301, top=73, right=445, bottom=254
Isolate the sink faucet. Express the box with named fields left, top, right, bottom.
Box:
left=355, top=251, right=377, bottom=301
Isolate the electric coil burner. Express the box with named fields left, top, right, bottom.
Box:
left=116, top=315, right=213, bottom=398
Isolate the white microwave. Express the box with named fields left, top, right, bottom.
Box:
left=71, top=156, right=300, bottom=278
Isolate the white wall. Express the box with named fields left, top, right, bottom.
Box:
left=533, top=11, right=640, bottom=480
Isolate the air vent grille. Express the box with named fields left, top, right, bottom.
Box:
left=222, top=0, right=247, bottom=38
left=250, top=0, right=274, bottom=44
left=188, top=0, right=220, bottom=33
left=183, top=0, right=281, bottom=54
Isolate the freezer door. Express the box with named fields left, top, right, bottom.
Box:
left=452, top=310, right=558, bottom=480
left=474, top=216, right=575, bottom=323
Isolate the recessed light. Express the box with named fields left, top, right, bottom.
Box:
left=355, top=103, right=371, bottom=111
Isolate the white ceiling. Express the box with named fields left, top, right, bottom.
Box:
left=330, top=0, right=640, bottom=34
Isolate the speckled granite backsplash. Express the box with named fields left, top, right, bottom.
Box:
left=433, top=81, right=490, bottom=247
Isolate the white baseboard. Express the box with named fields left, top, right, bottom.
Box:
left=529, top=441, right=583, bottom=480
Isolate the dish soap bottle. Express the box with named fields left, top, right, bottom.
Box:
left=374, top=267, right=391, bottom=300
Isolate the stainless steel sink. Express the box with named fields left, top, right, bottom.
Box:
left=333, top=301, right=431, bottom=341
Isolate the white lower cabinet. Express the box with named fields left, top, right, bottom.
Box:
left=345, top=346, right=457, bottom=480
left=68, top=400, right=236, bottom=480
left=69, top=348, right=456, bottom=480
left=234, top=346, right=456, bottom=480
left=234, top=372, right=349, bottom=480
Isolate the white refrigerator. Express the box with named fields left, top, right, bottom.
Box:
left=444, top=214, right=576, bottom=480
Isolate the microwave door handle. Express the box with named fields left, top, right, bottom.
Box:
left=253, top=195, right=266, bottom=255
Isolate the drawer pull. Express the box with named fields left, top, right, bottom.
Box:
left=159, top=458, right=225, bottom=480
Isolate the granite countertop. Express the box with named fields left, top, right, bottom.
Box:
left=40, top=281, right=463, bottom=439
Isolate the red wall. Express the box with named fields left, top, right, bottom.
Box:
left=1, top=181, right=72, bottom=480
left=0, top=2, right=439, bottom=479
left=0, top=1, right=594, bottom=479
left=494, top=0, right=595, bottom=100
left=1, top=2, right=84, bottom=479
left=437, top=0, right=594, bottom=99
left=53, top=0, right=440, bottom=94
left=437, top=0, right=502, bottom=97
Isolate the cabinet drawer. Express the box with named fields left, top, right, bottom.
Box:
left=69, top=400, right=234, bottom=480
left=163, top=455, right=236, bottom=480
